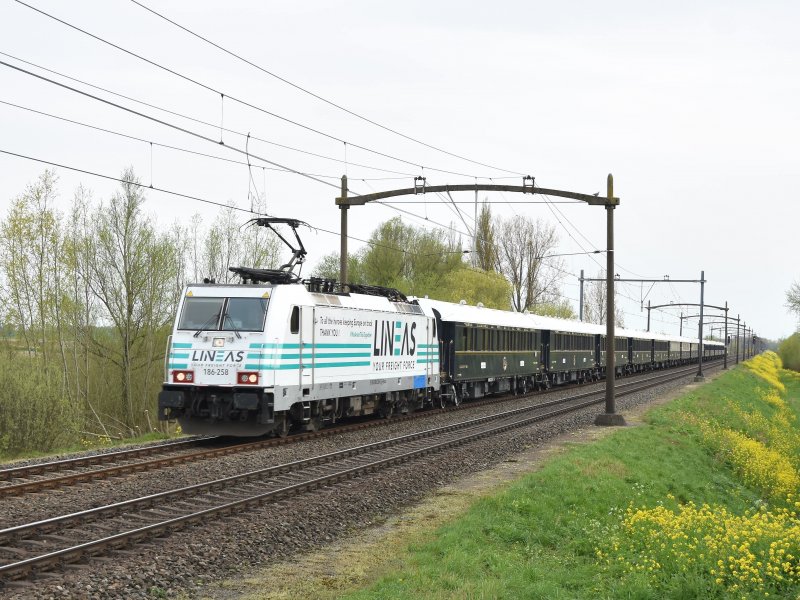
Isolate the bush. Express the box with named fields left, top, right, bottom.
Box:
left=778, top=333, right=800, bottom=372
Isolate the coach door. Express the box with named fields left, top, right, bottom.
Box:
left=427, top=317, right=436, bottom=389
left=299, top=306, right=315, bottom=391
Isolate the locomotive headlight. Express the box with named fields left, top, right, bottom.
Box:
left=237, top=371, right=259, bottom=385
left=172, top=370, right=194, bottom=384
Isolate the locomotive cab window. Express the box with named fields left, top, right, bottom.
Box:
left=290, top=306, right=300, bottom=334
left=178, top=296, right=268, bottom=332
left=178, top=297, right=224, bottom=330
left=223, top=298, right=269, bottom=332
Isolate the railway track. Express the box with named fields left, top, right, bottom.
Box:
left=0, top=359, right=722, bottom=499
left=0, top=361, right=718, bottom=582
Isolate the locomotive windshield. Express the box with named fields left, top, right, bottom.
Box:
left=222, top=298, right=269, bottom=331
left=178, top=297, right=269, bottom=332
left=179, top=297, right=224, bottom=330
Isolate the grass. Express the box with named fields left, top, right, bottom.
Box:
left=340, top=354, right=800, bottom=599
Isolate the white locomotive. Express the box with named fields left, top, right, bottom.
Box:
left=158, top=279, right=440, bottom=436
left=158, top=218, right=441, bottom=436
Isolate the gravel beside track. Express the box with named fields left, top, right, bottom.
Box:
left=0, top=369, right=714, bottom=599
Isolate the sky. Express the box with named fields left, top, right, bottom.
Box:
left=0, top=0, right=797, bottom=340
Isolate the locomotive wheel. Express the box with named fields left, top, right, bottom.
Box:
left=438, top=392, right=447, bottom=409
left=275, top=414, right=290, bottom=438
left=378, top=400, right=394, bottom=420
left=306, top=413, right=324, bottom=432
left=451, top=385, right=461, bottom=407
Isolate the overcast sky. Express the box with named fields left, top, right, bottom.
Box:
left=0, top=0, right=797, bottom=340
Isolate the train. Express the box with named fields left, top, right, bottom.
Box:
left=157, top=271, right=725, bottom=437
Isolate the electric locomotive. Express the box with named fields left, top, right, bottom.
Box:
left=158, top=218, right=441, bottom=436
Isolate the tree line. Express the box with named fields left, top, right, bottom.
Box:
left=0, top=175, right=616, bottom=456
left=0, top=170, right=280, bottom=455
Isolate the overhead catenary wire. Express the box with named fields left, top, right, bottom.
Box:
left=0, top=146, right=444, bottom=260
left=375, top=199, right=602, bottom=268
left=0, top=59, right=353, bottom=194
left=0, top=51, right=418, bottom=179
left=13, top=0, right=512, bottom=180
left=0, top=98, right=408, bottom=181
left=129, top=0, right=526, bottom=177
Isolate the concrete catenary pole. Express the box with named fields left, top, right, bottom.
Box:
left=695, top=270, right=705, bottom=381
left=723, top=301, right=728, bottom=370
left=339, top=175, right=348, bottom=286
left=595, top=174, right=625, bottom=426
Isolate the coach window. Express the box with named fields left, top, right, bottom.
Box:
left=290, top=306, right=300, bottom=334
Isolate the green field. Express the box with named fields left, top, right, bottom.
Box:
left=341, top=353, right=800, bottom=599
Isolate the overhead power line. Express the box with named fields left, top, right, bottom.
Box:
left=0, top=98, right=406, bottom=181
left=0, top=51, right=418, bottom=179
left=0, top=59, right=348, bottom=194
left=0, top=147, right=417, bottom=257
left=14, top=0, right=511, bottom=180
left=0, top=148, right=255, bottom=213
left=129, top=0, right=525, bottom=177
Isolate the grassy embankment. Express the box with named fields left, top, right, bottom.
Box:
left=341, top=353, right=800, bottom=599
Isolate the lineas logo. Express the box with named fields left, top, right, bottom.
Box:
left=373, top=320, right=417, bottom=356
left=191, top=350, right=245, bottom=362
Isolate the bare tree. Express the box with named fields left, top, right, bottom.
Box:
left=787, top=281, right=800, bottom=328
left=496, top=216, right=564, bottom=312
left=583, top=271, right=625, bottom=327
left=189, top=204, right=281, bottom=284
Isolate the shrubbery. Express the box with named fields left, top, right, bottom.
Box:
left=778, top=333, right=800, bottom=372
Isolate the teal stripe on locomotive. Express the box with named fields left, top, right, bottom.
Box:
left=243, top=361, right=372, bottom=370
left=246, top=352, right=372, bottom=360
left=248, top=342, right=371, bottom=349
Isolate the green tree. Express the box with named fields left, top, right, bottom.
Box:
left=435, top=268, right=511, bottom=310
left=531, top=298, right=577, bottom=319
left=359, top=217, right=463, bottom=296
left=0, top=171, right=85, bottom=453
left=778, top=333, right=800, bottom=372
left=88, top=168, right=181, bottom=431
left=311, top=251, right=365, bottom=284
